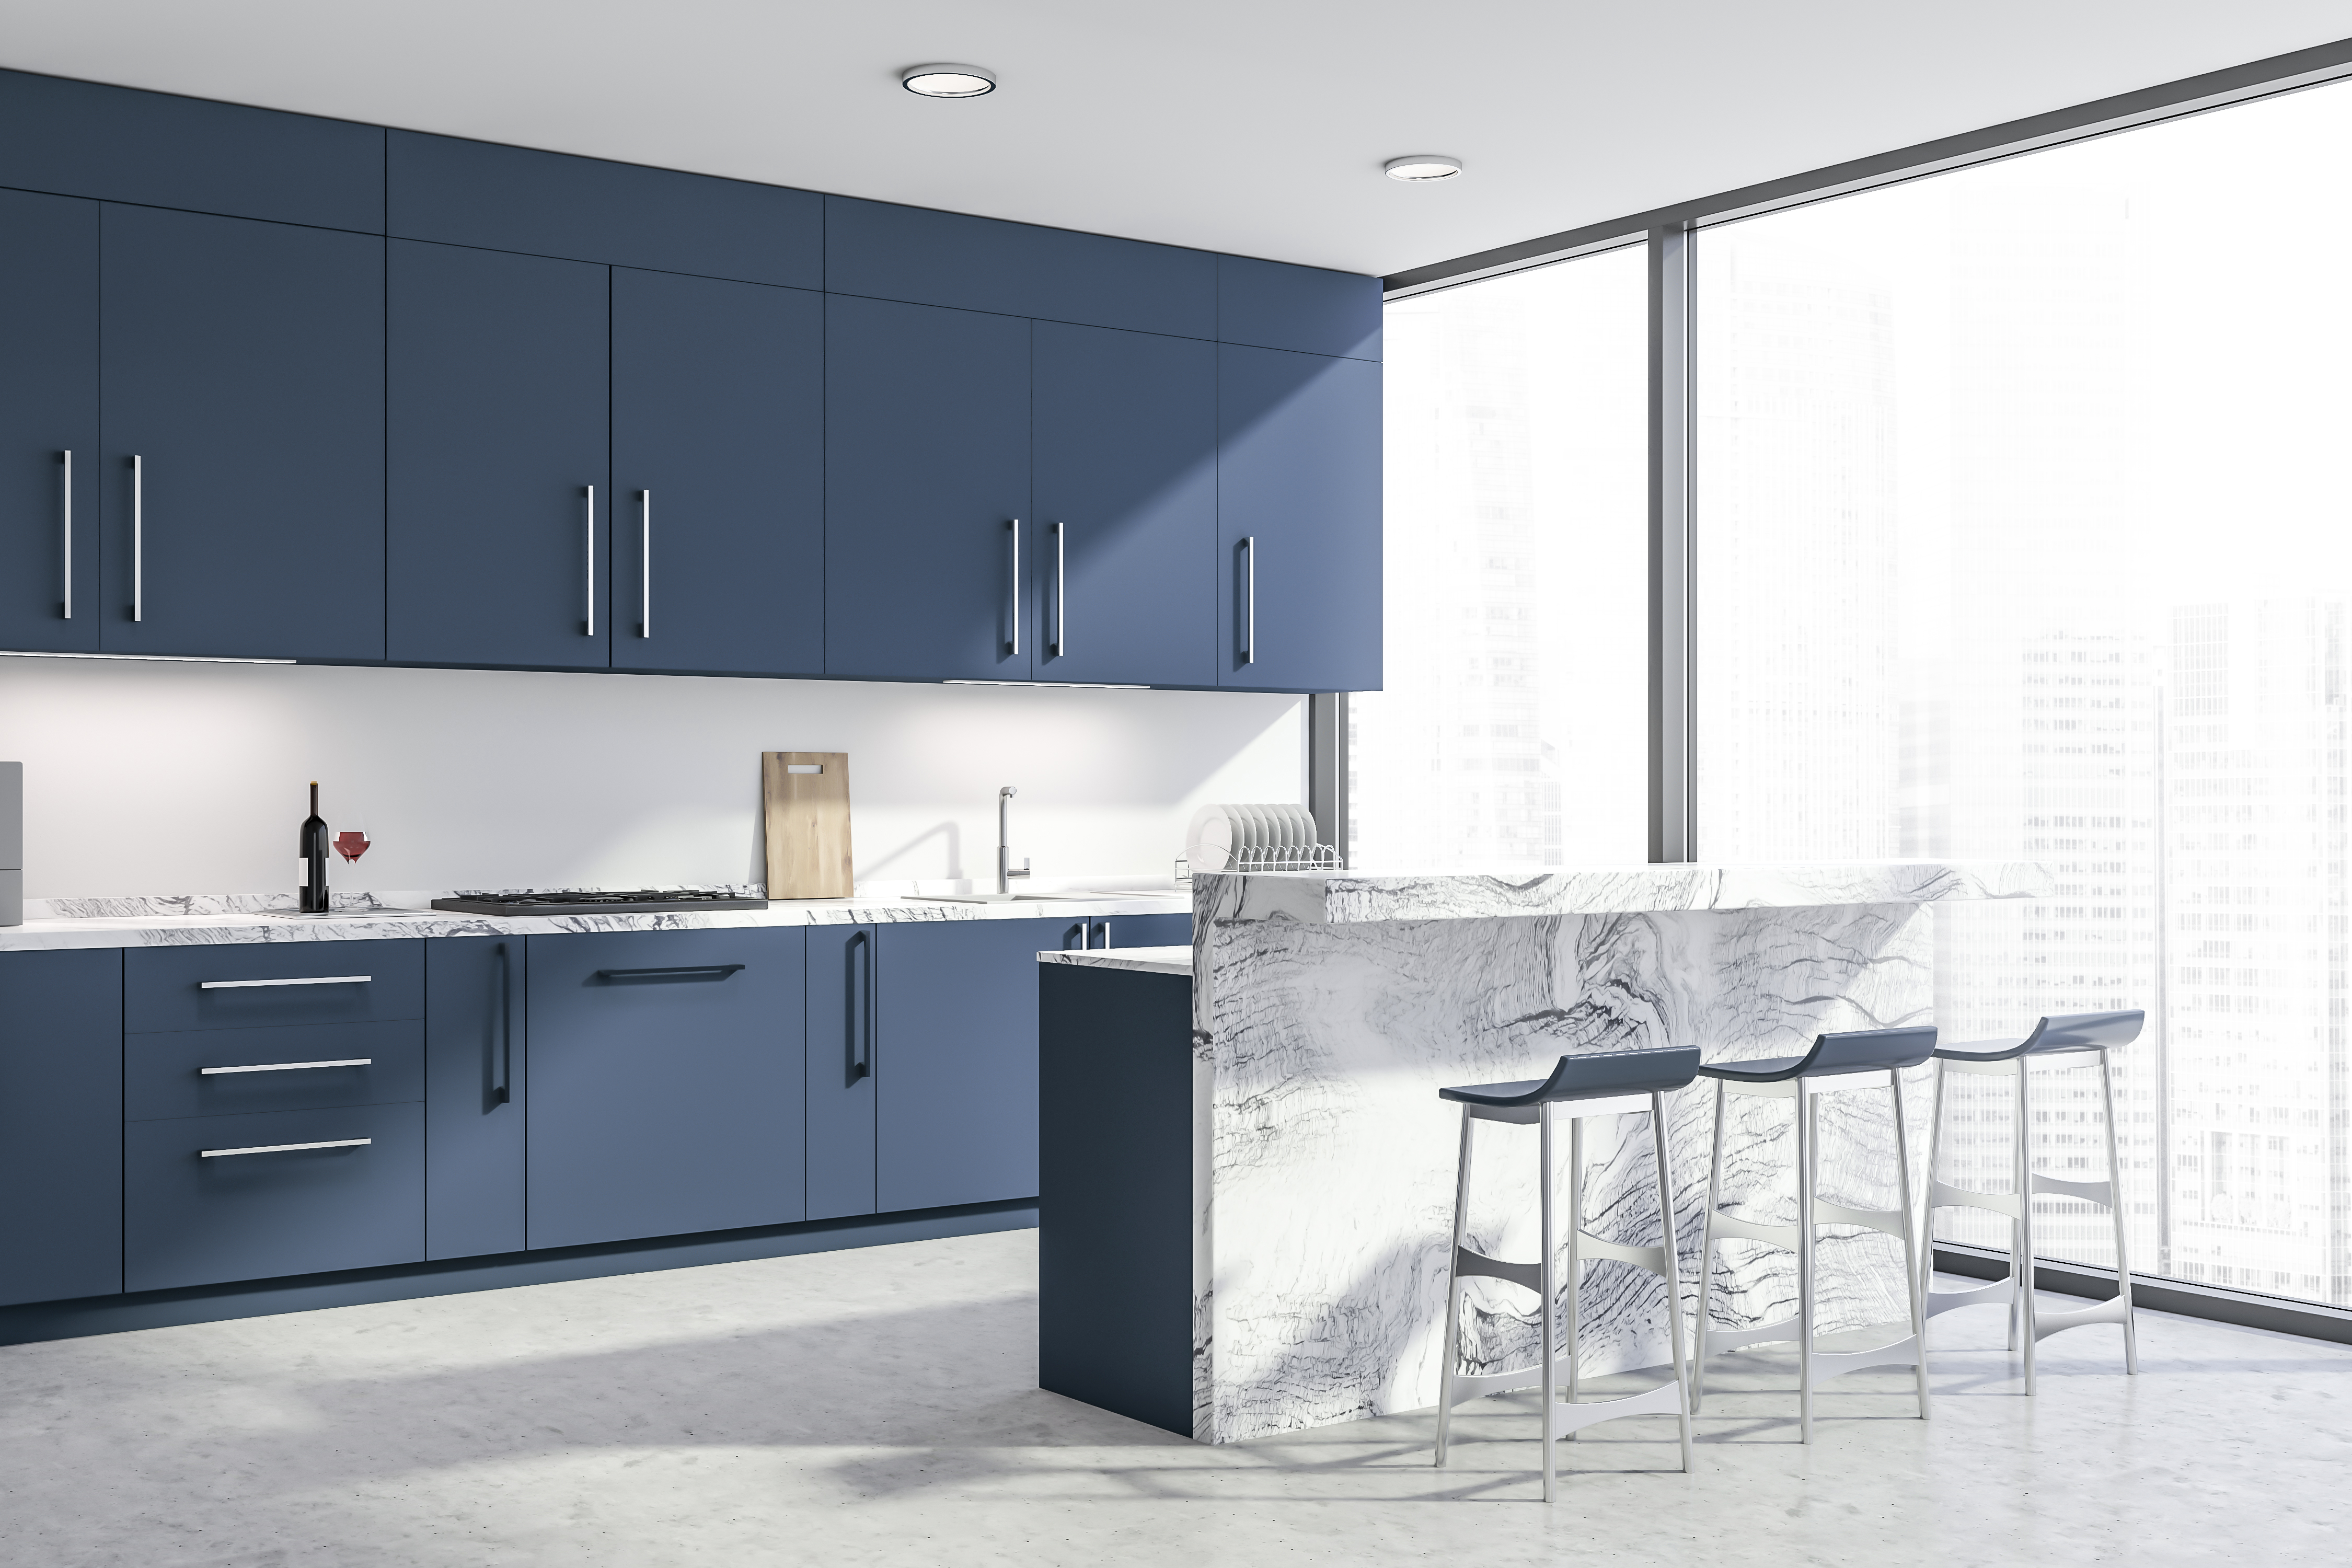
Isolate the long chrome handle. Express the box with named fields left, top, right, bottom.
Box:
left=583, top=485, right=597, bottom=637
left=199, top=974, right=372, bottom=989
left=639, top=489, right=651, bottom=638
left=596, top=964, right=745, bottom=982
left=59, top=451, right=72, bottom=619
left=492, top=940, right=513, bottom=1105
left=200, top=1058, right=373, bottom=1076
left=1241, top=535, right=1255, bottom=664
left=1051, top=521, right=1065, bottom=657
left=1091, top=919, right=1111, bottom=950
left=131, top=454, right=143, bottom=622
left=1007, top=518, right=1021, bottom=656
left=201, top=1138, right=371, bottom=1158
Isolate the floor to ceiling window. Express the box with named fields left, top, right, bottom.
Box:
left=1352, top=246, right=1648, bottom=872
left=1694, top=78, right=2352, bottom=1306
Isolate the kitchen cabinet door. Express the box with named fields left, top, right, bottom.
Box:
left=1216, top=345, right=1383, bottom=694
left=806, top=923, right=878, bottom=1220
left=824, top=295, right=1033, bottom=681
left=98, top=204, right=386, bottom=661
left=425, top=936, right=527, bottom=1261
left=1103, top=912, right=1193, bottom=949
left=1032, top=322, right=1216, bottom=687
left=524, top=928, right=803, bottom=1249
left=0, top=189, right=98, bottom=654
left=387, top=239, right=610, bottom=670
left=875, top=919, right=1043, bottom=1213
left=0, top=949, right=121, bottom=1306
left=611, top=269, right=824, bottom=676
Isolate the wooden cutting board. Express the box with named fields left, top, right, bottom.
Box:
left=762, top=752, right=852, bottom=899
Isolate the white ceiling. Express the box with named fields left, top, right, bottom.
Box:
left=0, top=1, right=2345, bottom=276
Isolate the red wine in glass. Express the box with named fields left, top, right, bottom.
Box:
left=333, top=829, right=371, bottom=863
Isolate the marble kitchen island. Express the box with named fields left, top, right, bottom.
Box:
left=1036, top=859, right=2046, bottom=1444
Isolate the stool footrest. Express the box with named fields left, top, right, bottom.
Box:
left=1924, top=1276, right=2015, bottom=1318
left=1578, top=1233, right=1670, bottom=1277
left=1701, top=1315, right=1801, bottom=1353
left=1546, top=1378, right=1686, bottom=1438
left=2030, top=1172, right=2115, bottom=1208
left=1931, top=1180, right=2021, bottom=1219
left=1455, top=1245, right=1540, bottom=1295
left=1707, top=1212, right=1797, bottom=1247
left=2032, top=1294, right=2130, bottom=1341
left=1808, top=1336, right=1921, bottom=1382
left=1815, top=1199, right=1909, bottom=1239
left=1444, top=1355, right=1578, bottom=1406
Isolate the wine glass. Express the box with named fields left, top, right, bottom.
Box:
left=333, top=815, right=372, bottom=866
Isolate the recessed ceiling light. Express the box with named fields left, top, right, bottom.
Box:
left=1384, top=155, right=1462, bottom=182
left=902, top=64, right=996, bottom=98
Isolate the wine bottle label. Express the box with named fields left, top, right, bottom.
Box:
left=298, top=857, right=313, bottom=886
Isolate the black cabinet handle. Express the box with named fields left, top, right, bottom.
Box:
left=491, top=940, right=513, bottom=1105
left=595, top=964, right=746, bottom=983
left=846, top=930, right=873, bottom=1083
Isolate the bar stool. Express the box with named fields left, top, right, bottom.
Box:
left=1432, top=1045, right=1702, bottom=1503
left=1691, top=1026, right=1937, bottom=1443
left=1919, top=1010, right=2145, bottom=1392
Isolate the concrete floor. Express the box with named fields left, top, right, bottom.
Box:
left=0, top=1231, right=2343, bottom=1566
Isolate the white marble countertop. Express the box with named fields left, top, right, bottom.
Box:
left=1035, top=945, right=1193, bottom=977
left=1196, top=859, right=2049, bottom=924
left=0, top=885, right=1198, bottom=952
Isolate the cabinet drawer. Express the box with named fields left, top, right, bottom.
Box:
left=125, top=1021, right=423, bottom=1122
left=125, top=1102, right=423, bottom=1292
left=125, top=941, right=423, bottom=1032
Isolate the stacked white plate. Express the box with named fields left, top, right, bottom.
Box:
left=1184, top=803, right=1323, bottom=873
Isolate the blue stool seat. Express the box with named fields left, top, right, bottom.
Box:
left=1919, top=1010, right=2146, bottom=1391
left=1432, top=1046, right=1703, bottom=1501
left=1692, top=1025, right=1937, bottom=1442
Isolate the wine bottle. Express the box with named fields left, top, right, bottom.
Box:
left=299, top=780, right=329, bottom=914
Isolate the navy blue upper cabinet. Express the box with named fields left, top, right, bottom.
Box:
left=875, top=920, right=1043, bottom=1212
left=826, top=196, right=1216, bottom=340
left=99, top=205, right=386, bottom=662
left=388, top=132, right=820, bottom=289
left=387, top=239, right=611, bottom=670
left=1033, top=323, right=1216, bottom=687
left=611, top=270, right=824, bottom=676
left=1218, top=256, right=1382, bottom=361
left=825, top=295, right=1033, bottom=681
left=1217, top=346, right=1383, bottom=692
left=0, top=190, right=99, bottom=654
left=0, top=949, right=122, bottom=1307
left=0, top=69, right=383, bottom=233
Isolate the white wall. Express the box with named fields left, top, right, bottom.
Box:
left=0, top=659, right=1305, bottom=900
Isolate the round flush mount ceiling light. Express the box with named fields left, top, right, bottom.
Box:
left=1383, top=154, right=1462, bottom=181
left=901, top=63, right=996, bottom=98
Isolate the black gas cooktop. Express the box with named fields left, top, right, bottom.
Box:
left=430, top=890, right=770, bottom=916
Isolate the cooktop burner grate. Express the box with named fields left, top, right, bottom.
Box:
left=429, top=890, right=770, bottom=916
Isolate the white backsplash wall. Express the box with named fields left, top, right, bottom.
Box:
left=0, top=660, right=1306, bottom=899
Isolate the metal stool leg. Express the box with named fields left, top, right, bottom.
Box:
left=1796, top=1077, right=1816, bottom=1445
left=1539, top=1103, right=1558, bottom=1504
left=1650, top=1089, right=1697, bottom=1473
left=1692, top=1078, right=1726, bottom=1413
left=2097, top=1047, right=2140, bottom=1375
left=1890, top=1067, right=1930, bottom=1420
left=2017, top=1057, right=2038, bottom=1395
left=1920, top=1058, right=1945, bottom=1333
left=1565, top=1116, right=1584, bottom=1432
left=1434, top=1104, right=1474, bottom=1467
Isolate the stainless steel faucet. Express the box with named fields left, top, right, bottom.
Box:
left=997, top=786, right=1031, bottom=894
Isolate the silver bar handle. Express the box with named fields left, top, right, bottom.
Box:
left=60, top=450, right=72, bottom=619
left=131, top=454, right=143, bottom=622
left=200, top=1058, right=373, bottom=1076
left=201, top=1138, right=372, bottom=1158
left=639, top=489, right=651, bottom=638
left=1051, top=521, right=1065, bottom=657
left=199, top=974, right=372, bottom=990
left=584, top=485, right=597, bottom=637
left=1007, top=518, right=1020, bottom=656
left=1241, top=535, right=1255, bottom=664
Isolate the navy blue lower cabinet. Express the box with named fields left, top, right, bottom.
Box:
left=0, top=949, right=122, bottom=1307
left=124, top=1101, right=425, bottom=1294
left=424, top=937, right=526, bottom=1261
left=823, top=295, right=1033, bottom=681
left=124, top=1021, right=423, bottom=1121
left=524, top=929, right=805, bottom=1250
left=1104, top=913, right=1193, bottom=949
left=387, top=238, right=610, bottom=670
left=99, top=203, right=387, bottom=661
left=806, top=923, right=878, bottom=1220
left=124, top=939, right=424, bottom=1033
left=1032, top=322, right=1217, bottom=687
left=1216, top=345, right=1382, bottom=693
left=610, top=268, right=824, bottom=676
left=875, top=919, right=1044, bottom=1213
left=0, top=189, right=99, bottom=655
